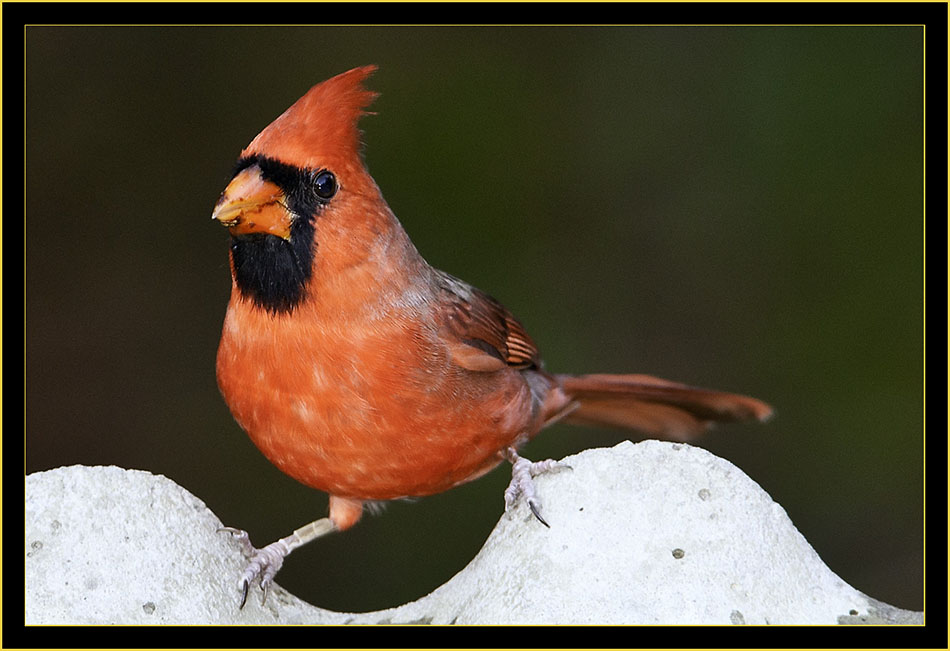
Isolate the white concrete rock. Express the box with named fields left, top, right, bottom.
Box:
left=25, top=440, right=921, bottom=625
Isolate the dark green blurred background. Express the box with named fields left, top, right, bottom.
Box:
left=26, top=26, right=923, bottom=613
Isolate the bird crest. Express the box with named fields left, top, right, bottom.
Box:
left=242, top=65, right=379, bottom=171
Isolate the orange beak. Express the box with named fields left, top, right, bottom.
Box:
left=212, top=165, right=292, bottom=240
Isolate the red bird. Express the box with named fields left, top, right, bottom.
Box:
left=213, top=66, right=772, bottom=605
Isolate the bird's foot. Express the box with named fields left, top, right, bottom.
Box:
left=220, top=516, right=338, bottom=608
left=503, top=447, right=571, bottom=527
left=219, top=527, right=297, bottom=608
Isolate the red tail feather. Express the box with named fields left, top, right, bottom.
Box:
left=556, top=373, right=773, bottom=441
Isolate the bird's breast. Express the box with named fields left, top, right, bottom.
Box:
left=216, top=297, right=536, bottom=500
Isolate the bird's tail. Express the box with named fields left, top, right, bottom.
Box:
left=553, top=373, right=773, bottom=441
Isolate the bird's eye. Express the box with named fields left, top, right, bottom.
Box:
left=314, top=170, right=337, bottom=200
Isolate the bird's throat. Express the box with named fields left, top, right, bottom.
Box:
left=230, top=219, right=316, bottom=314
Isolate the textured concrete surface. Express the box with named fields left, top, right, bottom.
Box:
left=25, top=441, right=923, bottom=625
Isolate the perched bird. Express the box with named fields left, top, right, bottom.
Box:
left=213, top=65, right=772, bottom=606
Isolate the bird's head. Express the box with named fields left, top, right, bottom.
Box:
left=212, top=65, right=391, bottom=314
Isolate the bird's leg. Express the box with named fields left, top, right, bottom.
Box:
left=220, top=519, right=335, bottom=608
left=220, top=495, right=364, bottom=608
left=503, top=447, right=570, bottom=528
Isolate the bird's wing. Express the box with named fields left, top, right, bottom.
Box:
left=433, top=270, right=541, bottom=372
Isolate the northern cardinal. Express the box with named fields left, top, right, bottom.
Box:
left=213, top=65, right=772, bottom=606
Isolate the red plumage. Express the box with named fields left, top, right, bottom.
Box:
left=212, top=66, right=772, bottom=601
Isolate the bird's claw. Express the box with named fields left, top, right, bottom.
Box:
left=527, top=499, right=550, bottom=528
left=218, top=527, right=253, bottom=552
left=219, top=527, right=290, bottom=609
left=504, top=448, right=571, bottom=527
